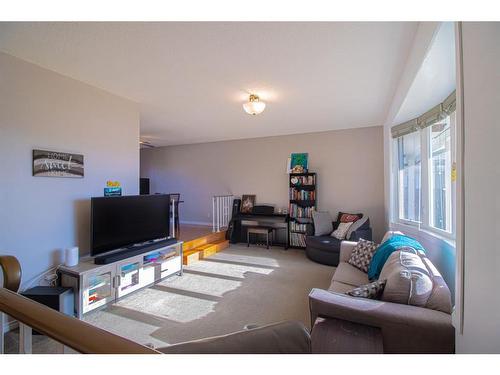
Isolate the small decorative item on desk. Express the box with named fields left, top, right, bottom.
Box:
left=104, top=180, right=122, bottom=196
left=240, top=194, right=256, bottom=213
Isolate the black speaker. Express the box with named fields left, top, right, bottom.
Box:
left=227, top=198, right=242, bottom=242
left=232, top=198, right=241, bottom=216
left=140, top=178, right=150, bottom=195
left=21, top=286, right=75, bottom=333
left=252, top=205, right=274, bottom=215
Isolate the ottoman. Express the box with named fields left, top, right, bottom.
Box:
left=305, top=236, right=342, bottom=266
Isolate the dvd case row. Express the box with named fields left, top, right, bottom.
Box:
left=289, top=232, right=306, bottom=247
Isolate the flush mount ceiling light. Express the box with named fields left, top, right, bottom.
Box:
left=243, top=94, right=266, bottom=115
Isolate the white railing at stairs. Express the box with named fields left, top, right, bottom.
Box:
left=212, top=195, right=234, bottom=232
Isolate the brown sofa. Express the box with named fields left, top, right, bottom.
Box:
left=309, top=233, right=455, bottom=354
left=158, top=321, right=311, bottom=354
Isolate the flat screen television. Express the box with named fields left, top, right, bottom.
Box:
left=90, top=194, right=171, bottom=257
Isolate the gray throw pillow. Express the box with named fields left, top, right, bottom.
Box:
left=312, top=211, right=333, bottom=236
left=346, top=279, right=386, bottom=299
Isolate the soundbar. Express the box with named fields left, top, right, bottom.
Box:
left=94, top=238, right=178, bottom=264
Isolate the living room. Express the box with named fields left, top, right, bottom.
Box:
left=0, top=1, right=499, bottom=373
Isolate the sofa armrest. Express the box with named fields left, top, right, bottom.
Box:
left=339, top=241, right=358, bottom=263
left=157, top=321, right=311, bottom=354
left=309, top=288, right=454, bottom=353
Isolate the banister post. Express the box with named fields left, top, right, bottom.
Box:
left=0, top=311, right=4, bottom=354
left=212, top=196, right=215, bottom=232
left=19, top=323, right=32, bottom=354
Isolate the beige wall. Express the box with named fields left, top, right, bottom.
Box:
left=0, top=52, right=140, bottom=289
left=455, top=22, right=500, bottom=353
left=141, top=126, right=385, bottom=241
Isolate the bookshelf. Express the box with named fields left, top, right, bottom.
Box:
left=288, top=172, right=316, bottom=248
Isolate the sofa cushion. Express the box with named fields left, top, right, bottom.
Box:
left=379, top=250, right=452, bottom=313
left=332, top=262, right=369, bottom=287
left=380, top=250, right=433, bottom=307
left=347, top=238, right=379, bottom=273
left=420, top=256, right=453, bottom=314
left=368, top=234, right=425, bottom=280
left=346, top=280, right=386, bottom=300
left=312, top=211, right=334, bottom=236
left=328, top=280, right=356, bottom=294
left=306, top=235, right=342, bottom=252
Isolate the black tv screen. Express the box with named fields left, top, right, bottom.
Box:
left=91, top=194, right=170, bottom=256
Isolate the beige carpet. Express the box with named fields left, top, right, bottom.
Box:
left=83, top=244, right=334, bottom=348
left=4, top=244, right=334, bottom=352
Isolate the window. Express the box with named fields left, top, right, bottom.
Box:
left=429, top=115, right=453, bottom=232
left=391, top=93, right=456, bottom=238
left=397, top=131, right=421, bottom=223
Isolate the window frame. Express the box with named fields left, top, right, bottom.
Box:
left=392, top=111, right=456, bottom=241
left=394, top=132, right=422, bottom=227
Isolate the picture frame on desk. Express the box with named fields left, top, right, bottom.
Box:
left=240, top=195, right=256, bottom=213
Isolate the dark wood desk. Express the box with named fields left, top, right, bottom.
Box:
left=230, top=213, right=289, bottom=249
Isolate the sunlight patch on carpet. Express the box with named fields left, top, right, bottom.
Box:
left=158, top=273, right=241, bottom=297
left=114, top=288, right=216, bottom=323
left=186, top=259, right=274, bottom=279
left=210, top=252, right=280, bottom=267
left=84, top=308, right=170, bottom=347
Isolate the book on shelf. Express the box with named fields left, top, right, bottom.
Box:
left=288, top=204, right=315, bottom=219
left=288, top=172, right=316, bottom=248
left=290, top=221, right=308, bottom=233
left=290, top=232, right=307, bottom=247
left=290, top=174, right=316, bottom=186
left=289, top=188, right=316, bottom=201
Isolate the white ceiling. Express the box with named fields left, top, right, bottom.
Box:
left=0, top=22, right=418, bottom=146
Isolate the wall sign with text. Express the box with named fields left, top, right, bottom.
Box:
left=32, top=149, right=84, bottom=178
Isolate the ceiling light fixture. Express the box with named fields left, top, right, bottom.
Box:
left=139, top=140, right=155, bottom=148
left=243, top=94, right=266, bottom=115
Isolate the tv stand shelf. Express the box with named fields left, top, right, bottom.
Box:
left=57, top=241, right=183, bottom=319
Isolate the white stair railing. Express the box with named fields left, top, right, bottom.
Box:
left=212, top=195, right=234, bottom=232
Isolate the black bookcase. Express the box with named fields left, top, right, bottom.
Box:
left=288, top=172, right=316, bottom=248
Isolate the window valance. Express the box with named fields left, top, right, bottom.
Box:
left=391, top=90, right=456, bottom=138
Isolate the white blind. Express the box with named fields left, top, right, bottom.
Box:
left=391, top=90, right=456, bottom=138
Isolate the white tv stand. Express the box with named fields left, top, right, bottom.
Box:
left=58, top=241, right=183, bottom=319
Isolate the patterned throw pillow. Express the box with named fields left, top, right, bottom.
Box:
left=346, top=279, right=386, bottom=299
left=347, top=238, right=379, bottom=272
left=331, top=221, right=353, bottom=240
left=339, top=213, right=361, bottom=223
left=337, top=212, right=363, bottom=223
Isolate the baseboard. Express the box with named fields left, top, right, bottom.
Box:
left=180, top=220, right=212, bottom=226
